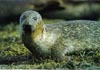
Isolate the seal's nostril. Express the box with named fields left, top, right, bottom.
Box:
left=23, top=25, right=32, bottom=33
left=23, top=25, right=31, bottom=28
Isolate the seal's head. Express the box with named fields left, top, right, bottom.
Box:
left=19, top=10, right=43, bottom=33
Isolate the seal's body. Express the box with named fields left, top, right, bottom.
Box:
left=20, top=11, right=100, bottom=61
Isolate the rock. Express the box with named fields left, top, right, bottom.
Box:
left=1, top=0, right=100, bottom=23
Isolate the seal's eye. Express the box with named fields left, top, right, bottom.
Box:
left=22, top=16, right=26, bottom=20
left=33, top=17, right=37, bottom=20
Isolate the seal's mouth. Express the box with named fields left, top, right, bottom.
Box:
left=23, top=25, right=32, bottom=33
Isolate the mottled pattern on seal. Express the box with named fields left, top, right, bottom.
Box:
left=19, top=11, right=100, bottom=61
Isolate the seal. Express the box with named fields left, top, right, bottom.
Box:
left=19, top=10, right=100, bottom=61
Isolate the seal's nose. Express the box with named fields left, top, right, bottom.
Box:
left=23, top=24, right=32, bottom=33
